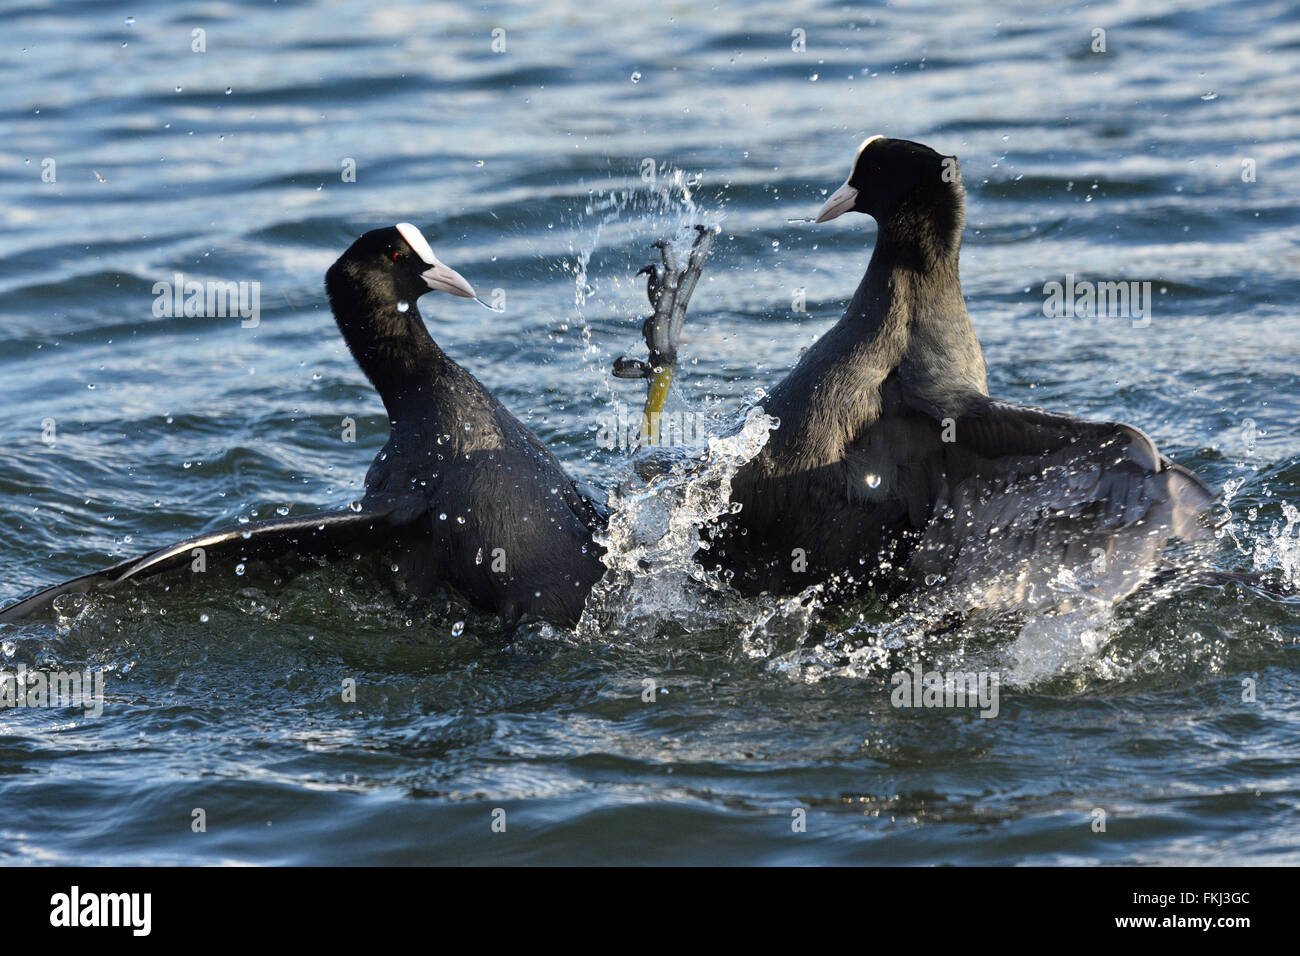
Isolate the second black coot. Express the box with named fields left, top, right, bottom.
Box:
left=707, top=136, right=1213, bottom=611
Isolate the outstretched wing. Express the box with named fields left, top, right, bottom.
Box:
left=0, top=505, right=413, bottom=623
left=902, top=392, right=1214, bottom=609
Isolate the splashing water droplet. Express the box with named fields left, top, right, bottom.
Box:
left=578, top=406, right=777, bottom=634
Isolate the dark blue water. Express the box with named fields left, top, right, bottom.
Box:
left=1, top=0, right=1298, bottom=864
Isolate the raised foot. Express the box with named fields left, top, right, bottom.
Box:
left=612, top=224, right=716, bottom=379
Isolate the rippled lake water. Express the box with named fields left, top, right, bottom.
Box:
left=1, top=0, right=1298, bottom=865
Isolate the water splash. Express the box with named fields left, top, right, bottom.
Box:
left=1215, top=433, right=1297, bottom=590
left=566, top=164, right=721, bottom=404
left=1003, top=603, right=1116, bottom=684
left=576, top=405, right=775, bottom=638
left=1252, top=501, right=1300, bottom=589
left=738, top=584, right=826, bottom=663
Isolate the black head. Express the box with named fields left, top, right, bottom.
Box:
left=326, top=223, right=476, bottom=307
left=816, top=136, right=961, bottom=224
left=324, top=224, right=478, bottom=412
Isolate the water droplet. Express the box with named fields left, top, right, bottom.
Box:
left=865, top=473, right=881, bottom=488
left=630, top=71, right=642, bottom=83
left=235, top=563, right=246, bottom=576
left=397, top=300, right=409, bottom=312
left=451, top=621, right=465, bottom=637
left=1200, top=91, right=1217, bottom=101
left=199, top=613, right=209, bottom=623
left=125, top=16, right=136, bottom=26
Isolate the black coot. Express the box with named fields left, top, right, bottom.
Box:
left=708, top=137, right=1213, bottom=611
left=0, top=224, right=606, bottom=626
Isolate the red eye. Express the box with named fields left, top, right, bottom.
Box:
left=392, top=252, right=402, bottom=261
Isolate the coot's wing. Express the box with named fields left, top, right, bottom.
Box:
left=905, top=393, right=1214, bottom=609
left=0, top=505, right=413, bottom=623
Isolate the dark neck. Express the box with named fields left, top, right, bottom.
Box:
left=879, top=184, right=965, bottom=268
left=328, top=287, right=459, bottom=426
left=859, top=190, right=986, bottom=409
left=840, top=194, right=966, bottom=362
left=763, top=190, right=983, bottom=463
